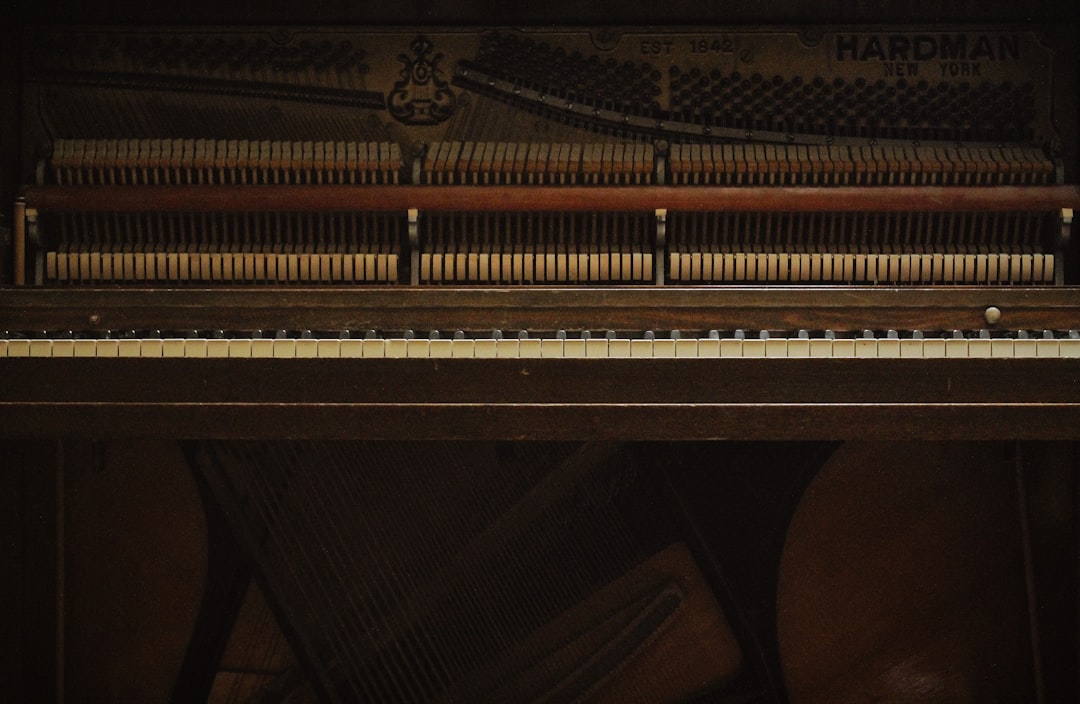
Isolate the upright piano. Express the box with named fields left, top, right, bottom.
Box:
left=3, top=1, right=1078, bottom=702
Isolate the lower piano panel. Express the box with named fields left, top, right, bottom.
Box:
left=8, top=439, right=1074, bottom=703
left=2, top=357, right=1080, bottom=440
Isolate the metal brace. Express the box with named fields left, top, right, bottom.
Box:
left=655, top=208, right=667, bottom=286
left=1058, top=207, right=1072, bottom=286
left=408, top=208, right=420, bottom=285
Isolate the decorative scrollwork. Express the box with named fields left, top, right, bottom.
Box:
left=389, top=36, right=456, bottom=125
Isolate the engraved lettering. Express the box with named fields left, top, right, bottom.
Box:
left=836, top=33, right=1020, bottom=62
left=939, top=61, right=983, bottom=77
left=970, top=35, right=995, bottom=61
left=884, top=62, right=919, bottom=77
left=836, top=34, right=858, bottom=61
left=913, top=35, right=937, bottom=61
left=887, top=36, right=911, bottom=61
left=640, top=39, right=674, bottom=55
left=938, top=35, right=965, bottom=60
left=860, top=36, right=886, bottom=61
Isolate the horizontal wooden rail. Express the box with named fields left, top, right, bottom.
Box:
left=2, top=286, right=1078, bottom=333
left=20, top=184, right=1080, bottom=213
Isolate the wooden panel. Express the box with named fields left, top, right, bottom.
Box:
left=778, top=442, right=1038, bottom=702
left=11, top=0, right=1078, bottom=24
left=3, top=441, right=61, bottom=704
left=1, top=287, right=1077, bottom=333
left=1, top=358, right=1079, bottom=440
left=62, top=440, right=206, bottom=704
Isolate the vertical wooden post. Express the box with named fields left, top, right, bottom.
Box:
left=13, top=197, right=25, bottom=285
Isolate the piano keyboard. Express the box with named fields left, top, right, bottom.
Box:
left=5, top=331, right=1078, bottom=359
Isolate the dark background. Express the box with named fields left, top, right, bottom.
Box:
left=9, top=0, right=1080, bottom=25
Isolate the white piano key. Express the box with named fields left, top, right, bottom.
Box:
left=720, top=339, right=743, bottom=358
left=250, top=339, right=275, bottom=358
left=697, top=339, right=720, bottom=358
left=228, top=339, right=252, bottom=358
left=51, top=340, right=75, bottom=357
left=877, top=339, right=900, bottom=358
left=405, top=340, right=430, bottom=358
left=1035, top=339, right=1059, bottom=357
left=629, top=339, right=653, bottom=358
left=96, top=339, right=120, bottom=358
left=401, top=339, right=425, bottom=358
left=384, top=339, right=409, bottom=358
left=854, top=338, right=877, bottom=358
left=1012, top=339, right=1037, bottom=358
left=315, top=340, right=340, bottom=358
left=519, top=339, right=543, bottom=358
left=285, top=339, right=315, bottom=360
left=764, top=339, right=788, bottom=358
left=922, top=339, right=947, bottom=358
left=207, top=339, right=231, bottom=358
left=117, top=339, right=142, bottom=358
left=899, top=339, right=925, bottom=358
left=429, top=339, right=454, bottom=358
left=990, top=339, right=1014, bottom=358
left=608, top=339, right=632, bottom=358
left=562, top=339, right=587, bottom=358
left=161, top=339, right=186, bottom=358
left=29, top=340, right=54, bottom=357
left=451, top=339, right=475, bottom=358
left=1060, top=338, right=1080, bottom=358
left=540, top=339, right=564, bottom=358
left=473, top=339, right=498, bottom=358
left=652, top=339, right=676, bottom=358
left=7, top=339, right=30, bottom=357
left=271, top=339, right=295, bottom=359
left=361, top=339, right=386, bottom=358
left=944, top=339, right=968, bottom=358
left=586, top=339, right=609, bottom=358
left=675, top=339, right=699, bottom=357
left=786, top=338, right=810, bottom=358
left=808, top=339, right=832, bottom=358
left=110, top=339, right=150, bottom=358
left=967, top=338, right=991, bottom=358
left=72, top=339, right=98, bottom=357
left=496, top=340, right=521, bottom=358
left=741, top=339, right=765, bottom=358
left=339, top=340, right=364, bottom=358
left=831, top=340, right=855, bottom=358
left=0, top=340, right=7, bottom=357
